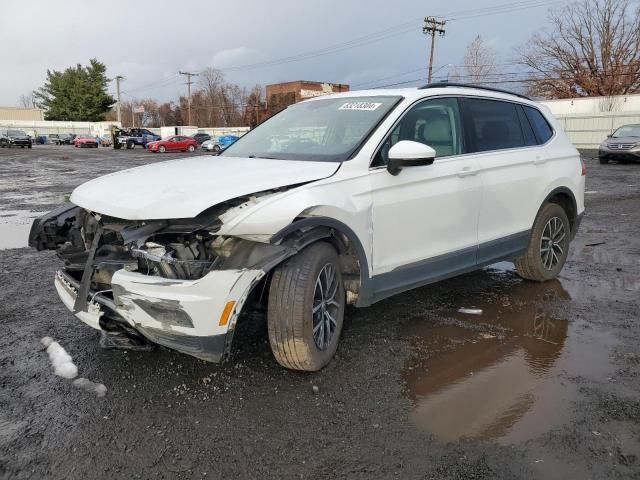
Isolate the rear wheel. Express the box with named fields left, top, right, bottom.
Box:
left=515, top=203, right=570, bottom=282
left=268, top=242, right=345, bottom=371
left=188, top=144, right=195, bottom=152
left=126, top=141, right=134, bottom=149
left=213, top=145, right=221, bottom=153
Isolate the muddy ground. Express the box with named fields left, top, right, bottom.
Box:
left=1, top=145, right=639, bottom=479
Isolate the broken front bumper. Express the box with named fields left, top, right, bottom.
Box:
left=54, top=267, right=264, bottom=362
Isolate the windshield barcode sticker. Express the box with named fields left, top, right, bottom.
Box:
left=339, top=102, right=382, bottom=111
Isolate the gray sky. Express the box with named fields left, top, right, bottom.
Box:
left=0, top=0, right=555, bottom=106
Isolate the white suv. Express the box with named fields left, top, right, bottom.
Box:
left=30, top=83, right=585, bottom=371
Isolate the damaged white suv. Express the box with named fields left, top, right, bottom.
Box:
left=30, top=83, right=585, bottom=371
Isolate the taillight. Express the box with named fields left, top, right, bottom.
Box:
left=581, top=158, right=586, bottom=176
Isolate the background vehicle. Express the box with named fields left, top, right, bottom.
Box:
left=0, top=129, right=32, bottom=148
left=191, top=133, right=211, bottom=145
left=147, top=135, right=198, bottom=153
left=598, top=124, right=640, bottom=164
left=202, top=134, right=240, bottom=152
left=113, top=127, right=161, bottom=149
left=100, top=135, right=113, bottom=147
left=48, top=134, right=62, bottom=145
left=60, top=134, right=76, bottom=145
left=73, top=135, right=99, bottom=148
left=30, top=84, right=584, bottom=372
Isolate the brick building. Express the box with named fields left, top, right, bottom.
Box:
left=265, top=80, right=349, bottom=116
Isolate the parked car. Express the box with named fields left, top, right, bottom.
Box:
left=29, top=83, right=585, bottom=372
left=191, top=133, right=211, bottom=145
left=113, top=128, right=161, bottom=149
left=100, top=135, right=113, bottom=147
left=202, top=134, right=239, bottom=152
left=146, top=135, right=198, bottom=153
left=73, top=135, right=99, bottom=148
left=48, top=134, right=62, bottom=145
left=0, top=129, right=32, bottom=148
left=598, top=124, right=640, bottom=164
left=0, top=130, right=33, bottom=148
left=60, top=134, right=76, bottom=145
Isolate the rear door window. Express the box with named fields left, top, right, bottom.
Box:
left=523, top=106, right=554, bottom=144
left=461, top=98, right=526, bottom=153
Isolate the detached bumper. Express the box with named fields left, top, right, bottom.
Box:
left=54, top=267, right=264, bottom=362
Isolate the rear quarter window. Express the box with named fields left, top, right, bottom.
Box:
left=524, top=106, right=554, bottom=144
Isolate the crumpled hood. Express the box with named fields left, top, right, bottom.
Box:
left=70, top=155, right=339, bottom=220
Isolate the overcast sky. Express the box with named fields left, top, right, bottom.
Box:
left=0, top=0, right=555, bottom=106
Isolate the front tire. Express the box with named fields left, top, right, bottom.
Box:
left=515, top=203, right=571, bottom=282
left=599, top=157, right=609, bottom=164
left=268, top=242, right=345, bottom=371
left=158, top=145, right=166, bottom=153
left=213, top=145, right=221, bottom=153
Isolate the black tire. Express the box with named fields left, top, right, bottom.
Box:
left=515, top=203, right=571, bottom=282
left=158, top=145, right=166, bottom=153
left=268, top=242, right=345, bottom=371
left=599, top=157, right=609, bottom=164
left=28, top=144, right=32, bottom=149
left=126, top=141, right=134, bottom=149
left=213, top=145, right=221, bottom=153
left=188, top=144, right=195, bottom=152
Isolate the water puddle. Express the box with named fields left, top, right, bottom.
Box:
left=0, top=209, right=44, bottom=249
left=403, top=271, right=617, bottom=445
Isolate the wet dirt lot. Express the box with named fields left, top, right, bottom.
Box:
left=1, top=145, right=639, bottom=479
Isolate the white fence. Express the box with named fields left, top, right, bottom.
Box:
left=552, top=111, right=640, bottom=149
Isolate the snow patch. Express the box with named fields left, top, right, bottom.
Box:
left=458, top=308, right=483, bottom=315
left=73, top=378, right=107, bottom=397
left=41, top=336, right=78, bottom=379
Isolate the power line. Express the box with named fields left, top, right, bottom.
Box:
left=423, top=17, right=447, bottom=84
left=179, top=71, right=199, bottom=125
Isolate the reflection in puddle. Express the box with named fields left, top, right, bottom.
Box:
left=403, top=276, right=616, bottom=445
left=0, top=209, right=43, bottom=249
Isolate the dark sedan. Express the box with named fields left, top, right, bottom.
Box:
left=0, top=129, right=32, bottom=148
left=599, top=124, right=640, bottom=164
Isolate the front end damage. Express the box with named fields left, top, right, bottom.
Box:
left=29, top=200, right=294, bottom=362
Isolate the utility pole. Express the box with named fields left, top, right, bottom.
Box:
left=115, top=75, right=124, bottom=124
left=179, top=71, right=198, bottom=125
left=423, top=17, right=446, bottom=84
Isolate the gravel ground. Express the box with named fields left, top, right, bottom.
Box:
left=0, top=145, right=639, bottom=479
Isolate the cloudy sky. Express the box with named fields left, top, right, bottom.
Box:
left=0, top=0, right=556, bottom=106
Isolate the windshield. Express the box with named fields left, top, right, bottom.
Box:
left=222, top=96, right=402, bottom=162
left=612, top=125, right=640, bottom=138
left=8, top=130, right=27, bottom=136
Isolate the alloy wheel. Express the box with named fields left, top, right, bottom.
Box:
left=540, top=216, right=566, bottom=270
left=312, top=263, right=340, bottom=350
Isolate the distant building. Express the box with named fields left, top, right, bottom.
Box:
left=265, top=81, right=349, bottom=116
left=0, top=107, right=45, bottom=121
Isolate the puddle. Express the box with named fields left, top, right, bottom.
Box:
left=0, top=209, right=44, bottom=249
left=403, top=276, right=617, bottom=445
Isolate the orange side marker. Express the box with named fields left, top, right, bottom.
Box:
left=218, top=301, right=236, bottom=326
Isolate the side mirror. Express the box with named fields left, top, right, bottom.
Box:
left=387, top=140, right=436, bottom=176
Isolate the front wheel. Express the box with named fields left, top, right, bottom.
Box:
left=515, top=203, right=571, bottom=282
left=268, top=242, right=345, bottom=371
left=126, top=141, right=134, bottom=149
left=213, top=145, right=221, bottom=153
left=599, top=157, right=609, bottom=164
left=158, top=145, right=166, bottom=153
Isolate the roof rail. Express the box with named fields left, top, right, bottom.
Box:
left=418, top=82, right=531, bottom=100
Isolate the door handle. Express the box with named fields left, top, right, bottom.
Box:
left=533, top=156, right=548, bottom=165
left=457, top=166, right=477, bottom=178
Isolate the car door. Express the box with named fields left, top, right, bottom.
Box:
left=168, top=137, right=181, bottom=151
left=368, top=96, right=482, bottom=296
left=459, top=97, right=546, bottom=264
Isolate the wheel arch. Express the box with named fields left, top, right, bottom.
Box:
left=539, top=186, right=578, bottom=236
left=270, top=216, right=372, bottom=306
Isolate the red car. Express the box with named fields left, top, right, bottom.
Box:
left=147, top=135, right=198, bottom=153
left=74, top=135, right=99, bottom=148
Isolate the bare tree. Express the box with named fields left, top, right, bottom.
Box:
left=518, top=0, right=640, bottom=98
left=18, top=92, right=38, bottom=109
left=456, top=35, right=500, bottom=84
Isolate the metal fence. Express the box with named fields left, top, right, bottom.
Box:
left=553, top=111, right=640, bottom=149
